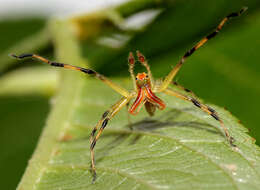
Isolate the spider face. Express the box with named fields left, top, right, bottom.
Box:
left=135, top=72, right=150, bottom=88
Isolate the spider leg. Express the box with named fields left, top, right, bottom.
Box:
left=90, top=96, right=133, bottom=182
left=136, top=51, right=154, bottom=87
left=172, top=81, right=198, bottom=98
left=163, top=88, right=236, bottom=147
left=128, top=52, right=137, bottom=91
left=158, top=7, right=247, bottom=92
left=126, top=102, right=133, bottom=130
left=11, top=54, right=130, bottom=97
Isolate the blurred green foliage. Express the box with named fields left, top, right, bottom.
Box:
left=0, top=96, right=49, bottom=190
left=0, top=18, right=45, bottom=53
left=0, top=18, right=50, bottom=190
left=0, top=0, right=260, bottom=189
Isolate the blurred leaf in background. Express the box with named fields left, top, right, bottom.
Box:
left=0, top=0, right=260, bottom=189
left=0, top=16, right=51, bottom=190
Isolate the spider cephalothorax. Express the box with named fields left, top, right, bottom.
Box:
left=129, top=71, right=166, bottom=116
left=11, top=7, right=247, bottom=183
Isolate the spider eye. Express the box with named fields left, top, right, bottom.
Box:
left=146, top=75, right=149, bottom=78
left=135, top=77, right=138, bottom=80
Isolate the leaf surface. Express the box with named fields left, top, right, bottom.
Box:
left=19, top=77, right=260, bottom=190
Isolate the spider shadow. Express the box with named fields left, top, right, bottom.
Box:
left=95, top=132, right=129, bottom=163
left=126, top=108, right=222, bottom=145
left=98, top=108, right=222, bottom=160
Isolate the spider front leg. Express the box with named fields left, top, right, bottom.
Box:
left=136, top=51, right=154, bottom=87
left=158, top=7, right=247, bottom=92
left=90, top=96, right=133, bottom=182
left=126, top=102, right=133, bottom=130
left=128, top=52, right=137, bottom=91
left=11, top=53, right=130, bottom=97
left=163, top=88, right=235, bottom=147
left=128, top=51, right=154, bottom=89
left=172, top=81, right=198, bottom=98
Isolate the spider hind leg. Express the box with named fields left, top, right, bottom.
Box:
left=164, top=88, right=236, bottom=147
left=90, top=96, right=133, bottom=182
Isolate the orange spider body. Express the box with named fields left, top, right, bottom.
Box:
left=129, top=72, right=165, bottom=116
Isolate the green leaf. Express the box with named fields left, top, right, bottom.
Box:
left=16, top=20, right=260, bottom=190
left=0, top=95, right=50, bottom=190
